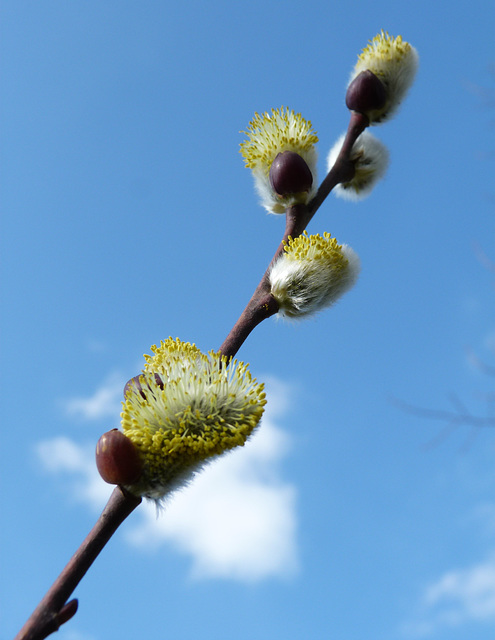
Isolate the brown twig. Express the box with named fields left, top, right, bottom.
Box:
left=15, top=487, right=142, bottom=640
left=218, top=203, right=306, bottom=359
left=308, top=110, right=368, bottom=216
left=219, top=110, right=369, bottom=359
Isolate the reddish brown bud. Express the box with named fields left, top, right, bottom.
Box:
left=96, top=429, right=142, bottom=485
left=57, top=599, right=79, bottom=626
left=269, top=151, right=313, bottom=196
left=346, top=70, right=387, bottom=115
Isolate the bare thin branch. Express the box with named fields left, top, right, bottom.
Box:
left=15, top=487, right=141, bottom=640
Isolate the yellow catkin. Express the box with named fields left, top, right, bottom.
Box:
left=121, top=338, right=266, bottom=500
left=240, top=107, right=318, bottom=171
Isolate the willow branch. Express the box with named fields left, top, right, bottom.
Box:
left=17, top=108, right=370, bottom=640
left=219, top=110, right=368, bottom=359
left=15, top=487, right=142, bottom=640
left=308, top=110, right=368, bottom=216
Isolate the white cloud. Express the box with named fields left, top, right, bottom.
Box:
left=403, top=554, right=495, bottom=636
left=64, top=373, right=125, bottom=421
left=424, top=556, right=495, bottom=620
left=127, top=417, right=298, bottom=582
left=36, top=437, right=112, bottom=508
left=37, top=378, right=299, bottom=583
left=56, top=628, right=97, bottom=640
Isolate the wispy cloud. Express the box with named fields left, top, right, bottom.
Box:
left=424, top=556, right=495, bottom=619
left=37, top=378, right=299, bottom=583
left=126, top=416, right=298, bottom=582
left=403, top=553, right=495, bottom=636
left=63, top=373, right=125, bottom=421
left=36, top=437, right=111, bottom=507
left=56, top=628, right=97, bottom=640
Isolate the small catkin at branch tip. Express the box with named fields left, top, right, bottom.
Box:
left=348, top=31, right=419, bottom=124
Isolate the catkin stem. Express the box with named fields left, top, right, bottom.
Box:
left=219, top=110, right=369, bottom=358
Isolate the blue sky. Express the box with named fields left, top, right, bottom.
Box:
left=1, top=1, right=494, bottom=639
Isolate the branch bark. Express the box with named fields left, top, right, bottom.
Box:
left=15, top=487, right=141, bottom=640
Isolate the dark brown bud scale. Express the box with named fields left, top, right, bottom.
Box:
left=346, top=70, right=387, bottom=115
left=95, top=429, right=143, bottom=485
left=124, top=373, right=164, bottom=399
left=269, top=151, right=313, bottom=196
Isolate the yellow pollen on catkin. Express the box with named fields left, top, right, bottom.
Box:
left=121, top=338, right=266, bottom=500
left=355, top=30, right=414, bottom=87
left=240, top=107, right=318, bottom=172
left=283, top=231, right=348, bottom=273
left=358, top=31, right=411, bottom=67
